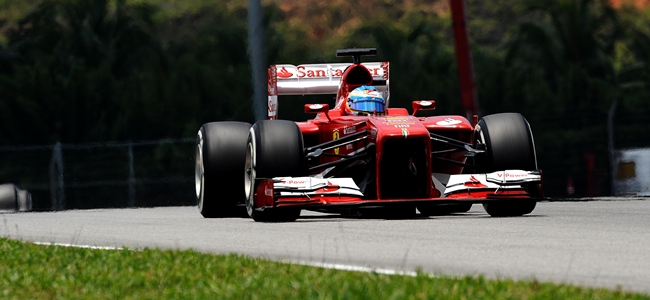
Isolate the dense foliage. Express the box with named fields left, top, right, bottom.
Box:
left=1, top=0, right=650, bottom=199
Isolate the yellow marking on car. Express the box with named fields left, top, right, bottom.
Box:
left=333, top=130, right=340, bottom=154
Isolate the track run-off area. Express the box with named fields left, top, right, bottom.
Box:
left=1, top=199, right=649, bottom=294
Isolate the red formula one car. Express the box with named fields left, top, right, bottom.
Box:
left=195, top=48, right=543, bottom=222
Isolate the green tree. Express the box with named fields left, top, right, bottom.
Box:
left=0, top=0, right=163, bottom=144
left=504, top=0, right=624, bottom=196
left=344, top=20, right=458, bottom=114
left=0, top=0, right=255, bottom=144
left=610, top=6, right=650, bottom=149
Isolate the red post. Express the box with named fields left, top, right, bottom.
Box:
left=449, top=0, right=478, bottom=119
left=566, top=177, right=575, bottom=196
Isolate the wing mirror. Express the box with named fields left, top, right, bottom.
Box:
left=412, top=100, right=436, bottom=116
left=304, top=103, right=331, bottom=121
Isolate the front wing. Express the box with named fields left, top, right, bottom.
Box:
left=251, top=170, right=543, bottom=210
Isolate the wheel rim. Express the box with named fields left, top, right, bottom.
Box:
left=244, top=134, right=256, bottom=217
left=195, top=130, right=204, bottom=209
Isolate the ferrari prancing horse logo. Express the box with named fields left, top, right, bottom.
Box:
left=333, top=130, right=340, bottom=155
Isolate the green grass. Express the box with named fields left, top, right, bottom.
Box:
left=0, top=238, right=647, bottom=299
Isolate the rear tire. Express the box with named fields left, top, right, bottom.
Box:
left=0, top=184, right=18, bottom=212
left=196, top=122, right=251, bottom=218
left=245, top=120, right=306, bottom=222
left=475, top=113, right=538, bottom=217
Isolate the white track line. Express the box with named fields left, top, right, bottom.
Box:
left=292, top=260, right=424, bottom=277
left=32, top=242, right=123, bottom=251
left=30, top=242, right=431, bottom=277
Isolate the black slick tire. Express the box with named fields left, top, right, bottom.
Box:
left=475, top=113, right=538, bottom=217
left=196, top=121, right=251, bottom=218
left=245, top=120, right=306, bottom=222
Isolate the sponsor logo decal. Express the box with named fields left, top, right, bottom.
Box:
left=401, top=128, right=409, bottom=138
left=284, top=180, right=307, bottom=185
left=277, top=66, right=382, bottom=79
left=309, top=104, right=323, bottom=110
left=436, top=118, right=463, bottom=126
left=277, top=67, right=293, bottom=78
left=296, top=66, right=332, bottom=78
left=420, top=100, right=433, bottom=106
left=267, top=67, right=277, bottom=96
left=393, top=124, right=409, bottom=128
left=464, top=176, right=487, bottom=188
left=296, top=66, right=381, bottom=78
left=315, top=180, right=340, bottom=194
left=298, top=66, right=331, bottom=78
left=343, top=126, right=355, bottom=134
left=382, top=116, right=414, bottom=126
left=333, top=130, right=340, bottom=155
left=497, top=172, right=528, bottom=178
left=265, top=186, right=273, bottom=196
left=268, top=99, right=277, bottom=114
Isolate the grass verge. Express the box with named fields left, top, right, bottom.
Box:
left=0, top=237, right=647, bottom=299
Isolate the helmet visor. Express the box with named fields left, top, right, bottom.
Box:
left=349, top=98, right=385, bottom=113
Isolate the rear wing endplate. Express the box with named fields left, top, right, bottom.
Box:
left=267, top=62, right=390, bottom=119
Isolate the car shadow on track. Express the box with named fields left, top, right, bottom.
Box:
left=294, top=211, right=506, bottom=222
left=293, top=211, right=547, bottom=222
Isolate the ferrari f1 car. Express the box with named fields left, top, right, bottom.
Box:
left=195, top=48, right=543, bottom=222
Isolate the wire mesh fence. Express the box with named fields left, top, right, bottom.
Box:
left=0, top=139, right=196, bottom=211
left=527, top=106, right=650, bottom=198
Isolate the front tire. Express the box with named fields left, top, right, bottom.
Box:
left=475, top=113, right=538, bottom=217
left=196, top=122, right=251, bottom=218
left=245, top=120, right=306, bottom=222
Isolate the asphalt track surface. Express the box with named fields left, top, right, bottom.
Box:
left=2, top=199, right=650, bottom=294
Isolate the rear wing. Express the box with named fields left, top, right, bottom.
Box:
left=267, top=62, right=390, bottom=119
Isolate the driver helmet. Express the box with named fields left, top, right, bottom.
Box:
left=345, top=86, right=385, bottom=115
